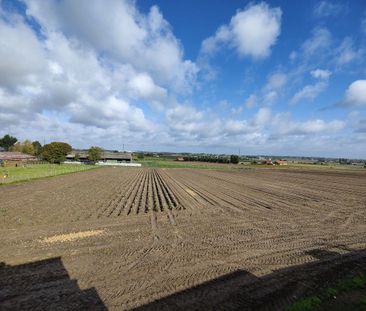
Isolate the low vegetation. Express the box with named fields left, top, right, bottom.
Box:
left=0, top=163, right=98, bottom=185
left=286, top=273, right=366, bottom=311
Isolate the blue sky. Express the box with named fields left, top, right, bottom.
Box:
left=0, top=0, right=365, bottom=158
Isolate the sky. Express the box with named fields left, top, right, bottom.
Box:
left=0, top=0, right=365, bottom=158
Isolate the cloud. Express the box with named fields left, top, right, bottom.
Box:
left=0, top=1, right=363, bottom=157
left=0, top=13, right=46, bottom=89
left=262, top=72, right=287, bottom=104
left=342, top=80, right=366, bottom=107
left=201, top=2, right=282, bottom=59
left=362, top=16, right=366, bottom=35
left=289, top=69, right=331, bottom=106
left=24, top=0, right=198, bottom=93
left=166, top=105, right=271, bottom=139
left=272, top=113, right=344, bottom=135
left=348, top=111, right=366, bottom=133
left=302, top=27, right=331, bottom=57
left=243, top=72, right=287, bottom=109
left=290, top=81, right=328, bottom=106
left=313, top=1, right=343, bottom=17
left=334, top=37, right=363, bottom=66
left=245, top=94, right=257, bottom=109
left=311, top=69, right=331, bottom=79
left=0, top=0, right=202, bottom=149
left=127, top=73, right=168, bottom=109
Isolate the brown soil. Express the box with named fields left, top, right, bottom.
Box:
left=0, top=167, right=366, bottom=310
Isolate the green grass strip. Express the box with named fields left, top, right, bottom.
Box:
left=286, top=273, right=366, bottom=311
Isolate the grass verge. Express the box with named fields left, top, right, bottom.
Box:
left=0, top=164, right=99, bottom=185
left=286, top=273, right=366, bottom=311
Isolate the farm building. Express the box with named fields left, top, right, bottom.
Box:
left=262, top=159, right=274, bottom=165
left=274, top=160, right=288, bottom=165
left=66, top=150, right=132, bottom=163
left=0, top=152, right=37, bottom=167
left=175, top=157, right=184, bottom=161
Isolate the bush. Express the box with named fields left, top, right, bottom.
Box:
left=230, top=155, right=239, bottom=164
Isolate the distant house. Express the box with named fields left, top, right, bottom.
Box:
left=0, top=152, right=37, bottom=167
left=66, top=150, right=132, bottom=163
left=274, top=160, right=288, bottom=166
left=175, top=157, right=184, bottom=161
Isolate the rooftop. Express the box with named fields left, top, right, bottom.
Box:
left=67, top=150, right=132, bottom=160
left=0, top=152, right=37, bottom=161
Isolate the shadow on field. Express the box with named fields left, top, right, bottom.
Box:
left=0, top=257, right=107, bottom=311
left=134, top=248, right=366, bottom=311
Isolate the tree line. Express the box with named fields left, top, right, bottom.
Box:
left=183, top=154, right=239, bottom=164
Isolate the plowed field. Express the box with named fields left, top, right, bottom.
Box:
left=1, top=167, right=366, bottom=310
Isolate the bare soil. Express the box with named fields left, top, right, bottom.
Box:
left=1, top=167, right=365, bottom=310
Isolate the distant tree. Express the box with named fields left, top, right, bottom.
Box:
left=0, top=134, right=17, bottom=151
left=10, top=140, right=35, bottom=155
left=88, top=146, right=103, bottom=163
left=32, top=141, right=42, bottom=156
left=9, top=142, right=22, bottom=152
left=136, top=153, right=144, bottom=159
left=42, top=142, right=72, bottom=163
left=22, top=140, right=35, bottom=155
left=230, top=155, right=239, bottom=164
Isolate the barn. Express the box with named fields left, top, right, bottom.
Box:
left=66, top=150, right=132, bottom=163
left=0, top=152, right=37, bottom=167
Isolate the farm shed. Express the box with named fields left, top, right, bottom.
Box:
left=66, top=150, right=132, bottom=163
left=0, top=152, right=37, bottom=167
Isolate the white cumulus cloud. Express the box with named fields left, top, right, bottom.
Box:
left=342, top=80, right=366, bottom=107
left=311, top=69, right=331, bottom=80
left=201, top=2, right=282, bottom=59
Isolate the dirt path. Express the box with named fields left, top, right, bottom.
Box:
left=1, top=167, right=365, bottom=310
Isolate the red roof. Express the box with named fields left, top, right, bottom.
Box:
left=0, top=152, right=37, bottom=161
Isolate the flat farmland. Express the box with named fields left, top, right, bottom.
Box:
left=1, top=167, right=366, bottom=310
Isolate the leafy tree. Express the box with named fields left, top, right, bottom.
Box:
left=42, top=142, right=72, bottom=163
left=9, top=140, right=35, bottom=155
left=230, top=155, right=239, bottom=164
left=137, top=153, right=144, bottom=159
left=22, top=140, right=35, bottom=155
left=0, top=134, right=17, bottom=151
left=32, top=141, right=42, bottom=156
left=88, top=146, right=103, bottom=163
left=9, top=142, right=21, bottom=152
left=74, top=152, right=80, bottom=161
